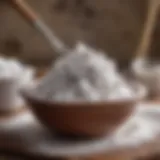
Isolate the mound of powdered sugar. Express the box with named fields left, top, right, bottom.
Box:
left=34, top=43, right=136, bottom=102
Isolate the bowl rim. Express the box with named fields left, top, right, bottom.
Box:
left=21, top=80, right=147, bottom=107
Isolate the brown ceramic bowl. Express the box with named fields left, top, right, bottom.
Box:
left=22, top=82, right=147, bottom=138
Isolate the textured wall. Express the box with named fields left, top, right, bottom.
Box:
left=0, top=0, right=148, bottom=66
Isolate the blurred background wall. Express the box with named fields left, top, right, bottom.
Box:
left=0, top=0, right=151, bottom=67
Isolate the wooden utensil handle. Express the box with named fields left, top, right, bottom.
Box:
left=10, top=0, right=68, bottom=54
left=135, top=0, right=160, bottom=58
left=10, top=0, right=37, bottom=23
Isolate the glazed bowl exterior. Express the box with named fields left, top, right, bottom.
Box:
left=22, top=82, right=146, bottom=137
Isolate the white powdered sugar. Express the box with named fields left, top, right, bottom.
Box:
left=34, top=43, right=136, bottom=102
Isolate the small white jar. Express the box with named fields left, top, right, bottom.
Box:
left=0, top=58, right=35, bottom=112
left=132, top=58, right=160, bottom=97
